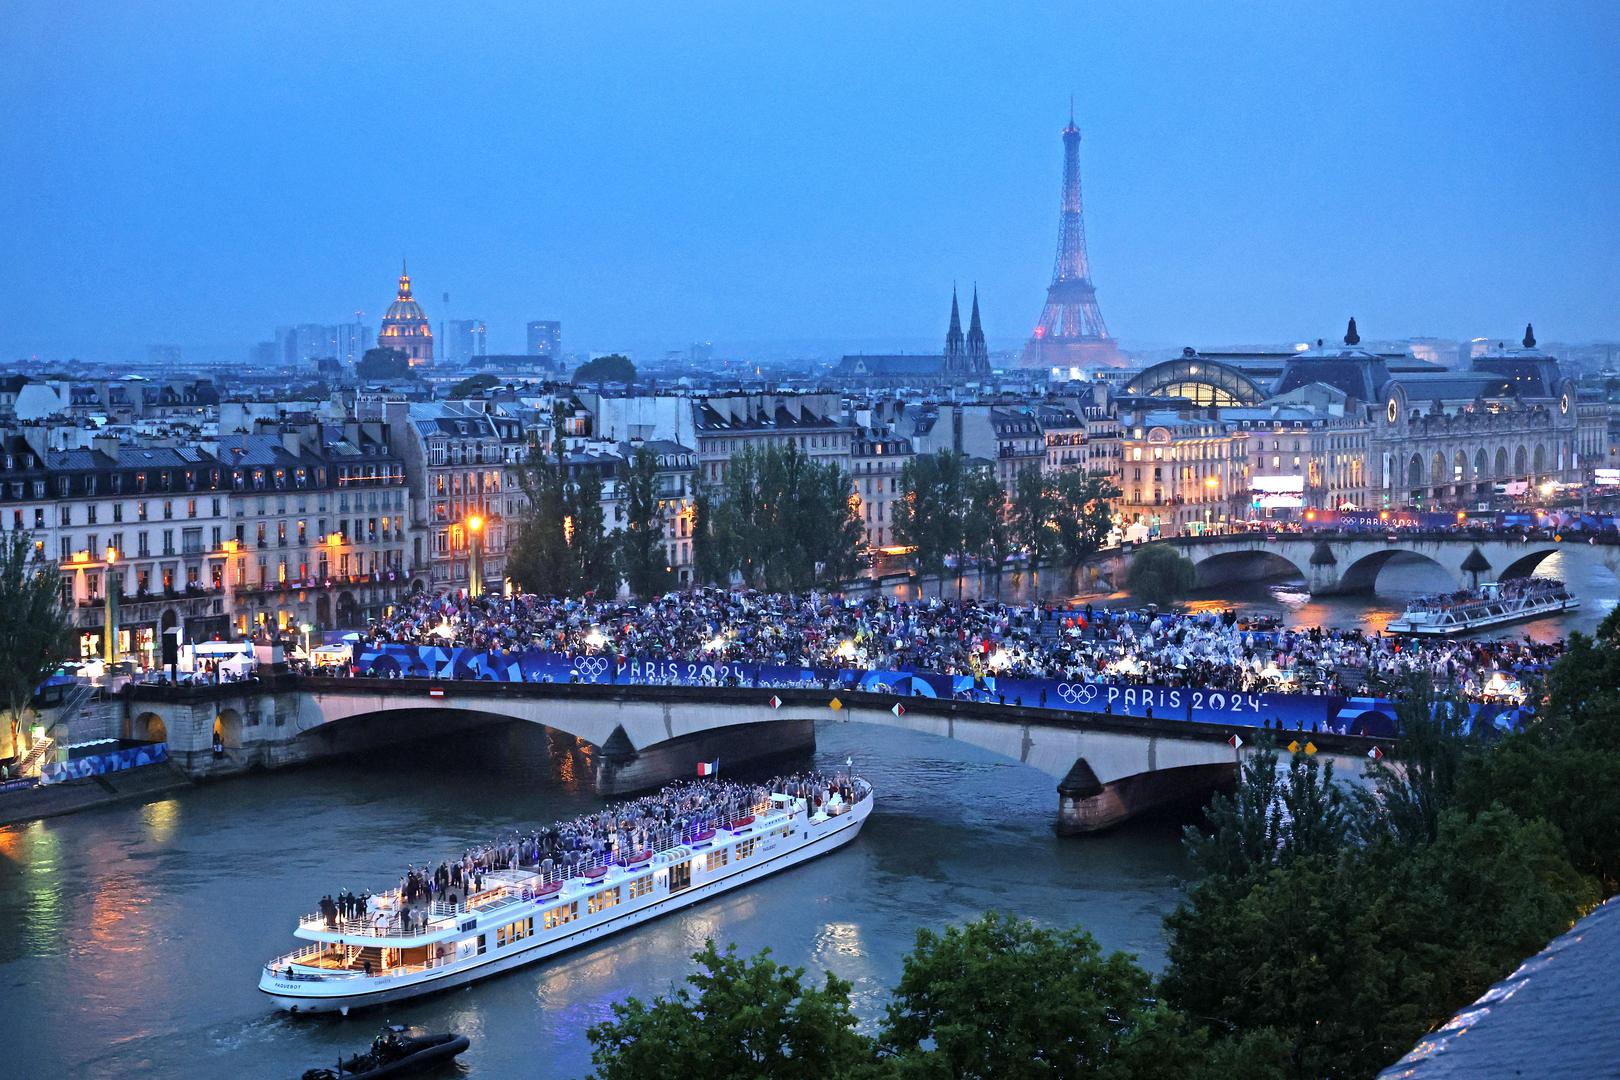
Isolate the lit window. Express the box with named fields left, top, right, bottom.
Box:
left=543, top=902, right=579, bottom=930
left=587, top=887, right=622, bottom=914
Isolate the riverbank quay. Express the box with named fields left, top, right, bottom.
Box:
left=1379, top=894, right=1620, bottom=1079
left=0, top=760, right=191, bottom=826
left=122, top=674, right=1389, bottom=832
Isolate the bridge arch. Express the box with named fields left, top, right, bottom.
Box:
left=1190, top=549, right=1307, bottom=589
left=1499, top=548, right=1565, bottom=580
left=214, top=708, right=243, bottom=749
left=131, top=711, right=167, bottom=743
left=1336, top=549, right=1454, bottom=594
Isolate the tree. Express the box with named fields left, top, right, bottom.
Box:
left=1010, top=466, right=1054, bottom=574
left=893, top=451, right=964, bottom=595
left=881, top=913, right=1286, bottom=1080
left=619, top=447, right=669, bottom=598
left=1051, top=472, right=1118, bottom=589
left=574, top=353, right=637, bottom=384
left=448, top=373, right=499, bottom=398
left=1125, top=543, right=1196, bottom=608
left=507, top=407, right=620, bottom=597
left=0, top=533, right=74, bottom=756
left=587, top=940, right=878, bottom=1080
left=693, top=443, right=862, bottom=591
left=356, top=346, right=410, bottom=380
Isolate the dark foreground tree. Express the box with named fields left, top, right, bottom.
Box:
left=1051, top=472, right=1118, bottom=589
left=893, top=451, right=964, bottom=594
left=507, top=408, right=618, bottom=596
left=0, top=533, right=74, bottom=756
left=1125, top=542, right=1196, bottom=607
left=356, top=346, right=411, bottom=380
left=618, top=446, right=669, bottom=598
left=587, top=940, right=877, bottom=1080
left=881, top=912, right=1286, bottom=1080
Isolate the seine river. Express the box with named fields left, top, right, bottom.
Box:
left=2, top=552, right=1613, bottom=1078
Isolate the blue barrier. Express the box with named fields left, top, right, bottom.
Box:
left=351, top=643, right=1436, bottom=737
left=41, top=742, right=169, bottom=786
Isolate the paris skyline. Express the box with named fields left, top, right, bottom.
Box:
left=3, top=2, right=1618, bottom=362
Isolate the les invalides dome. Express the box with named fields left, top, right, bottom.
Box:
left=376, top=261, right=434, bottom=366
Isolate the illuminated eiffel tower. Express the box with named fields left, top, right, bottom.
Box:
left=1020, top=106, right=1123, bottom=369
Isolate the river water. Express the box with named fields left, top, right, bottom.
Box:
left=4, top=553, right=1614, bottom=1078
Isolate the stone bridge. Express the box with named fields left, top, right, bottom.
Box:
left=1151, top=533, right=1620, bottom=595
left=122, top=677, right=1381, bottom=834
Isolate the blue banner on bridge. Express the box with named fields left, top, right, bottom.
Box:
left=41, top=741, right=169, bottom=786
left=351, top=643, right=1438, bottom=737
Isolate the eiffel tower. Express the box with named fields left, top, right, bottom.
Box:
left=1020, top=106, right=1123, bottom=369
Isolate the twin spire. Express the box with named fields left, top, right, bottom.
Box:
left=944, top=285, right=988, bottom=375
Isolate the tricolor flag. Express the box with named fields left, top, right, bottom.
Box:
left=697, top=759, right=719, bottom=777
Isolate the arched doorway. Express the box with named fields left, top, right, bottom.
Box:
left=214, top=708, right=243, bottom=749
left=315, top=594, right=331, bottom=629
left=1494, top=447, right=1509, bottom=477
left=1532, top=444, right=1546, bottom=477
left=131, top=712, right=167, bottom=743
left=336, top=591, right=358, bottom=628
left=1514, top=445, right=1528, bottom=475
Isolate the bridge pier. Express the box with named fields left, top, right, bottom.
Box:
left=592, top=718, right=815, bottom=796
left=1055, top=758, right=1236, bottom=834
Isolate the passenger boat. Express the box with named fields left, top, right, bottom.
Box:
left=1385, top=579, right=1579, bottom=637
left=260, top=778, right=873, bottom=1015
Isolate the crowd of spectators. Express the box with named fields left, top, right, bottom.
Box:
left=359, top=588, right=1565, bottom=703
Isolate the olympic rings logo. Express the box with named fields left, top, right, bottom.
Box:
left=574, top=655, right=609, bottom=680
left=1055, top=683, right=1099, bottom=704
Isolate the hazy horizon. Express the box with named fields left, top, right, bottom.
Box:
left=4, top=2, right=1618, bottom=364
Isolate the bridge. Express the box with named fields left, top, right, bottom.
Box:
left=1150, top=532, right=1620, bottom=595
left=121, top=677, right=1381, bottom=835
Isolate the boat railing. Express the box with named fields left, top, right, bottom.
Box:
left=295, top=797, right=785, bottom=938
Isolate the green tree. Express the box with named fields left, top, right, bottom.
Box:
left=693, top=443, right=863, bottom=591
left=587, top=940, right=878, bottom=1080
left=0, top=533, right=74, bottom=756
left=1125, top=543, right=1196, bottom=608
left=956, top=465, right=1006, bottom=597
left=508, top=408, right=619, bottom=597
left=1010, top=466, right=1054, bottom=574
left=881, top=912, right=1286, bottom=1080
left=1051, top=472, right=1118, bottom=590
left=447, top=373, right=499, bottom=398
left=1164, top=810, right=1591, bottom=1079
left=692, top=485, right=731, bottom=587
left=619, top=447, right=669, bottom=598
left=573, top=353, right=637, bottom=384
left=893, top=451, right=964, bottom=595
left=1455, top=606, right=1620, bottom=892
left=356, top=346, right=410, bottom=380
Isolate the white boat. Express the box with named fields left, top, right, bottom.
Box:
left=1385, top=579, right=1579, bottom=637
left=259, top=778, right=873, bottom=1015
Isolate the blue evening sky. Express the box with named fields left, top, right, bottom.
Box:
left=2, top=1, right=1617, bottom=362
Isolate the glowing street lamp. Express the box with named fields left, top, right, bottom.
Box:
left=103, top=547, right=119, bottom=666
left=466, top=514, right=485, bottom=597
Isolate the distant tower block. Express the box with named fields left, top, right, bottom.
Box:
left=1020, top=108, right=1123, bottom=369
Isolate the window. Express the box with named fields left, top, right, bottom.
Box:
left=736, top=838, right=759, bottom=860
left=669, top=862, right=693, bottom=892
left=587, top=887, right=622, bottom=914
left=705, top=849, right=729, bottom=872
left=628, top=874, right=654, bottom=899
left=496, top=917, right=534, bottom=947
left=543, top=901, right=579, bottom=930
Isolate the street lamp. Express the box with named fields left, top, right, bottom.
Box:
left=300, top=622, right=313, bottom=659
left=103, top=547, right=119, bottom=667
left=466, top=514, right=484, bottom=598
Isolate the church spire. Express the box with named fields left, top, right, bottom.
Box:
left=966, top=286, right=987, bottom=373
left=945, top=285, right=965, bottom=363
left=1344, top=316, right=1360, bottom=346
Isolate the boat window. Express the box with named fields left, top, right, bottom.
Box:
left=736, top=838, right=759, bottom=860
left=705, top=849, right=729, bottom=872
left=496, top=917, right=535, bottom=947
left=543, top=901, right=580, bottom=930
left=669, top=862, right=692, bottom=892
left=587, top=887, right=622, bottom=915
left=628, top=874, right=655, bottom=899
left=476, top=934, right=486, bottom=955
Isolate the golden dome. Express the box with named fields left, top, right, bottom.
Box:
left=378, top=260, right=433, bottom=352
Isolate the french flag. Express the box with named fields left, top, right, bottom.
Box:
left=696, top=759, right=719, bottom=777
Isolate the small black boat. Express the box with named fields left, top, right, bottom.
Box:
left=300, top=1025, right=470, bottom=1079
